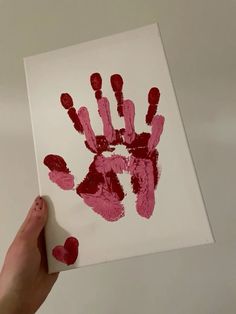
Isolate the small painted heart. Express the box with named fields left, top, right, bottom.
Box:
left=52, top=236, right=79, bottom=265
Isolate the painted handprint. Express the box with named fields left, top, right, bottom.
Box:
left=44, top=73, right=165, bottom=222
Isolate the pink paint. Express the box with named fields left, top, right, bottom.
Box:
left=123, top=99, right=136, bottom=144
left=95, top=154, right=128, bottom=174
left=49, top=170, right=74, bottom=190
left=77, top=107, right=97, bottom=152
left=129, top=157, right=155, bottom=218
left=148, top=115, right=165, bottom=152
left=97, top=97, right=116, bottom=143
left=81, top=187, right=125, bottom=221
left=76, top=156, right=125, bottom=221
left=44, top=72, right=165, bottom=222
left=52, top=236, right=79, bottom=265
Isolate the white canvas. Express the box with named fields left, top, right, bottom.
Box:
left=24, top=24, right=213, bottom=273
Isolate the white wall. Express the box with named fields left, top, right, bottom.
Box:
left=0, top=1, right=235, bottom=313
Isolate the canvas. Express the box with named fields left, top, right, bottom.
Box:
left=24, top=24, right=213, bottom=273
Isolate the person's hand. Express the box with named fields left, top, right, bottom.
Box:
left=0, top=196, right=59, bottom=314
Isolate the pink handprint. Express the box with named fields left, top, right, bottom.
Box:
left=44, top=73, right=165, bottom=222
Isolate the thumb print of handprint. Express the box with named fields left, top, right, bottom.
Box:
left=44, top=73, right=165, bottom=222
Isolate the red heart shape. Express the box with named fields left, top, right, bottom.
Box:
left=52, top=236, right=79, bottom=265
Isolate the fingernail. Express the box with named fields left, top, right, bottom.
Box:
left=33, top=196, right=43, bottom=211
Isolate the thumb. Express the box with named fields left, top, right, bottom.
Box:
left=16, top=196, right=48, bottom=243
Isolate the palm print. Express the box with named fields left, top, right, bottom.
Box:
left=44, top=73, right=165, bottom=222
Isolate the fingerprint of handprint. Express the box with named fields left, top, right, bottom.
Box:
left=44, top=73, right=165, bottom=222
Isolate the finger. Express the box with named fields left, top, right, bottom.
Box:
left=129, top=157, right=155, bottom=218
left=90, top=73, right=103, bottom=100
left=148, top=115, right=165, bottom=152
left=43, top=154, right=75, bottom=190
left=60, top=93, right=84, bottom=133
left=110, top=74, right=136, bottom=144
left=146, top=87, right=160, bottom=125
left=77, top=107, right=97, bottom=153
left=110, top=74, right=124, bottom=117
left=16, top=196, right=48, bottom=244
left=97, top=97, right=116, bottom=143
left=90, top=73, right=116, bottom=143
left=123, top=99, right=136, bottom=144
left=44, top=154, right=70, bottom=173
left=38, top=228, right=48, bottom=270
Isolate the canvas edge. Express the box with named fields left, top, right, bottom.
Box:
left=49, top=238, right=214, bottom=274
left=155, top=23, right=215, bottom=244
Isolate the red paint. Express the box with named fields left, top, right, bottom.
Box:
left=76, top=156, right=125, bottom=221
left=61, top=95, right=83, bottom=133
left=44, top=73, right=165, bottom=222
left=44, top=154, right=70, bottom=173
left=146, top=87, right=160, bottom=125
left=77, top=158, right=104, bottom=195
left=91, top=73, right=103, bottom=100
left=110, top=74, right=123, bottom=91
left=95, top=90, right=102, bottom=100
left=52, top=236, right=79, bottom=265
left=67, top=108, right=83, bottom=133
left=148, top=87, right=160, bottom=105
left=90, top=73, right=102, bottom=90
left=61, top=93, right=73, bottom=109
left=111, top=74, right=124, bottom=116
left=77, top=157, right=125, bottom=201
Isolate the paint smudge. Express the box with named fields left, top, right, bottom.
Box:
left=44, top=73, right=165, bottom=221
left=52, top=236, right=79, bottom=265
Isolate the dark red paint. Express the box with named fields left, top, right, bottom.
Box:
left=44, top=154, right=70, bottom=173
left=60, top=93, right=83, bottom=133
left=52, top=236, right=79, bottom=265
left=146, top=87, right=160, bottom=125
left=67, top=107, right=78, bottom=123
left=77, top=158, right=104, bottom=195
left=148, top=87, right=160, bottom=105
left=90, top=73, right=102, bottom=90
left=76, top=156, right=125, bottom=201
left=95, top=90, right=102, bottom=100
left=127, top=134, right=159, bottom=189
left=110, top=74, right=123, bottom=91
left=110, top=74, right=124, bottom=116
left=61, top=93, right=73, bottom=109
left=91, top=73, right=103, bottom=100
